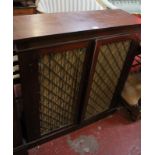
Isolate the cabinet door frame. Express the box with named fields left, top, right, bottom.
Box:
left=80, top=34, right=140, bottom=124
left=18, top=40, right=95, bottom=142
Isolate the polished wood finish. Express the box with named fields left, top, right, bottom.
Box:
left=13, top=94, right=22, bottom=147
left=14, top=9, right=141, bottom=152
left=18, top=51, right=40, bottom=141
left=13, top=0, right=36, bottom=16
left=14, top=9, right=140, bottom=41
left=14, top=7, right=36, bottom=16
left=14, top=91, right=28, bottom=155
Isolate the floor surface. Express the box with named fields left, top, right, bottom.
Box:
left=28, top=109, right=141, bottom=155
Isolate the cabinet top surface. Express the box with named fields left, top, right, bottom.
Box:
left=13, top=9, right=140, bottom=41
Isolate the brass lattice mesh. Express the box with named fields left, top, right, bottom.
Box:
left=85, top=40, right=131, bottom=119
left=38, top=48, right=86, bottom=135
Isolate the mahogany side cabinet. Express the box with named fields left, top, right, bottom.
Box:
left=13, top=9, right=141, bottom=154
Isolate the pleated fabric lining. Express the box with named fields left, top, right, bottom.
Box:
left=38, top=48, right=86, bottom=135
left=85, top=40, right=131, bottom=119
left=38, top=40, right=131, bottom=135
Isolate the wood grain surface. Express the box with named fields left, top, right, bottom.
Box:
left=14, top=9, right=140, bottom=41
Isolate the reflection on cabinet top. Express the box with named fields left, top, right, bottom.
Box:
left=14, top=9, right=140, bottom=41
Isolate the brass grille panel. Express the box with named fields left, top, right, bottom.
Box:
left=85, top=40, right=131, bottom=119
left=38, top=48, right=86, bottom=135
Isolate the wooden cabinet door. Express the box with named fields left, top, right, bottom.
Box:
left=18, top=41, right=94, bottom=141
left=82, top=35, right=140, bottom=122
